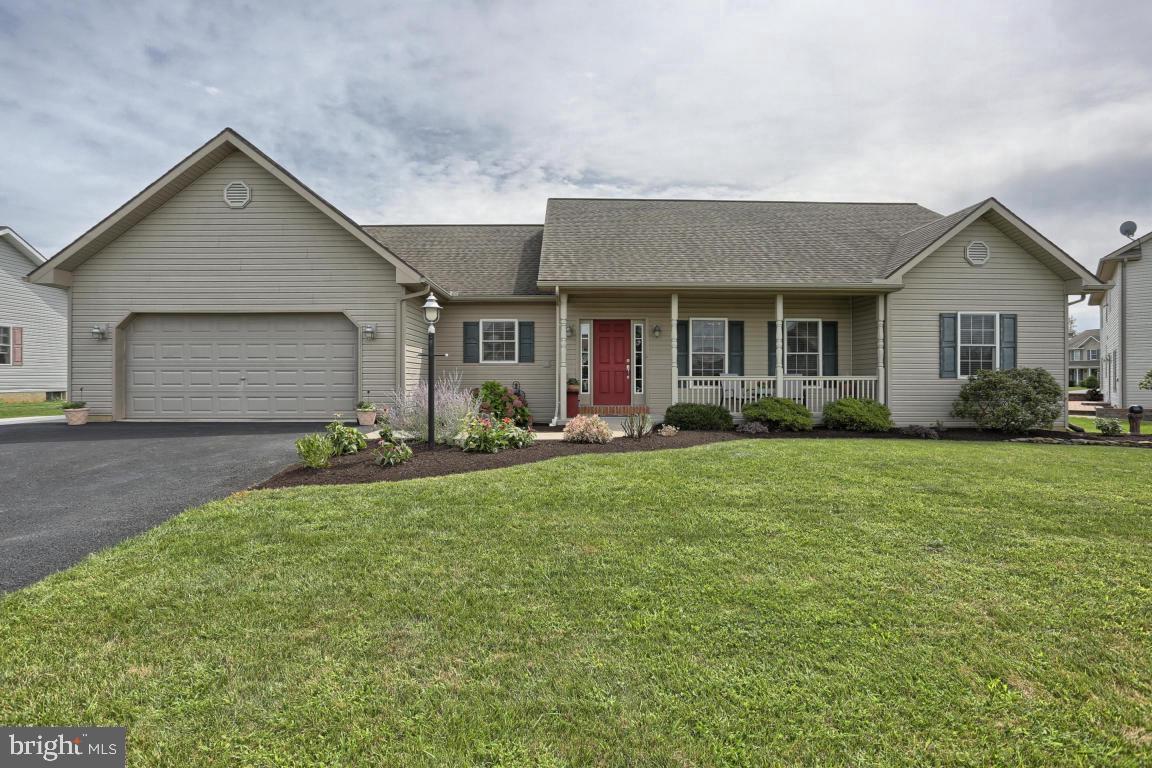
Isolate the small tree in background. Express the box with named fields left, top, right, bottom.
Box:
left=1140, top=370, right=1152, bottom=392
left=950, top=368, right=1063, bottom=432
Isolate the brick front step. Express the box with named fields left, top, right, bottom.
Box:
left=577, top=404, right=651, bottom=416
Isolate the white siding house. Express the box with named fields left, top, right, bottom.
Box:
left=0, top=228, right=67, bottom=399
left=1092, top=232, right=1152, bottom=408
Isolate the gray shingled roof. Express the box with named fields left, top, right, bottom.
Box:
left=884, top=201, right=984, bottom=276
left=537, top=199, right=944, bottom=286
left=1067, top=329, right=1100, bottom=348
left=363, top=225, right=547, bottom=297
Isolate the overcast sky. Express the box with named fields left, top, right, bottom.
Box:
left=4, top=1, right=1151, bottom=329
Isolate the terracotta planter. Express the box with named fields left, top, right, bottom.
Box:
left=64, top=408, right=90, bottom=426
left=356, top=409, right=377, bottom=427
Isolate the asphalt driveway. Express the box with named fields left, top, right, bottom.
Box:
left=0, top=421, right=318, bottom=591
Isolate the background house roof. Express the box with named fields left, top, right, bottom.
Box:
left=1067, top=329, right=1100, bottom=348
left=0, top=226, right=46, bottom=266
left=537, top=199, right=943, bottom=286
left=364, top=225, right=547, bottom=297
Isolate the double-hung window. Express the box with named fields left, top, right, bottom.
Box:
left=0, top=326, right=10, bottom=365
left=1087, top=349, right=1099, bottom=361
left=480, top=320, right=517, bottom=363
left=785, top=320, right=820, bottom=376
left=958, top=313, right=997, bottom=376
left=1070, top=349, right=1082, bottom=361
left=690, top=318, right=726, bottom=376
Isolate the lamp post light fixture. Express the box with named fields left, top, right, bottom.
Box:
left=422, top=294, right=443, bottom=447
left=90, top=324, right=109, bottom=341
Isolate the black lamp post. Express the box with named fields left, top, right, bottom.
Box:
left=422, top=293, right=442, bottom=447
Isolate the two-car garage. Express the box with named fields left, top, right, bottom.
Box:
left=123, top=313, right=357, bottom=420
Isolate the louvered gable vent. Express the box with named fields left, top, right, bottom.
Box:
left=223, top=180, right=251, bottom=208
left=964, top=240, right=990, bottom=265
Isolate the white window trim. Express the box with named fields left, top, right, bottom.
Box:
left=632, top=321, right=645, bottom=395
left=784, top=318, right=823, bottom=377
left=689, top=317, right=728, bottom=380
left=0, top=324, right=11, bottom=367
left=1070, top=349, right=1081, bottom=361
left=1087, top=349, right=1099, bottom=361
left=579, top=321, right=591, bottom=394
left=479, top=318, right=519, bottom=364
left=957, top=311, right=1000, bottom=377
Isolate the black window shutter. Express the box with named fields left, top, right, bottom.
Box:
left=463, top=321, right=480, bottom=363
left=727, top=321, right=744, bottom=375
left=999, top=314, right=1017, bottom=370
left=821, top=321, right=838, bottom=376
left=677, top=320, right=689, bottom=376
left=939, top=314, right=958, bottom=378
left=767, top=322, right=777, bottom=373
left=518, top=321, right=535, bottom=363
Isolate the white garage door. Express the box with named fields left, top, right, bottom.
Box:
left=126, top=314, right=357, bottom=420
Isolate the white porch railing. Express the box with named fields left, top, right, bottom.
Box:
left=676, top=375, right=879, bottom=417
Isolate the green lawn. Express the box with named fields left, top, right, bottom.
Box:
left=0, top=400, right=63, bottom=419
left=2, top=440, right=1149, bottom=766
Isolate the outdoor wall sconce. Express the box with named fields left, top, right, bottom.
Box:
left=362, top=324, right=377, bottom=340
left=90, top=324, right=109, bottom=341
left=652, top=324, right=662, bottom=337
left=565, top=323, right=574, bottom=337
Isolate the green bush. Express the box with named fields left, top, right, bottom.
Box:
left=1080, top=375, right=1099, bottom=390
left=741, top=397, right=813, bottom=431
left=373, top=440, right=413, bottom=466
left=663, top=403, right=734, bottom=431
left=325, top=420, right=367, bottom=455
left=950, top=368, right=1063, bottom=432
left=478, top=381, right=532, bottom=427
left=1095, top=417, right=1124, bottom=436
left=296, top=434, right=335, bottom=469
left=822, top=398, right=893, bottom=432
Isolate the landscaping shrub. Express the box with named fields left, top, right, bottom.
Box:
left=455, top=415, right=535, bottom=453
left=391, top=371, right=478, bottom=444
left=822, top=397, right=893, bottom=432
left=373, top=440, right=413, bottom=466
left=1081, top=375, right=1099, bottom=390
left=375, top=412, right=395, bottom=443
left=663, top=403, right=734, bottom=431
left=622, top=412, right=652, bottom=439
left=477, top=381, right=532, bottom=427
left=1096, top=417, right=1124, bottom=436
left=295, top=434, right=335, bottom=469
left=1085, top=387, right=1105, bottom=402
left=325, top=419, right=367, bottom=455
left=1140, top=370, right=1152, bottom=391
left=563, top=414, right=614, bottom=444
left=950, top=368, right=1063, bottom=432
left=741, top=397, right=812, bottom=431
left=656, top=424, right=679, bottom=437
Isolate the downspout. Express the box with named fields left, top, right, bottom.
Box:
left=550, top=286, right=562, bottom=426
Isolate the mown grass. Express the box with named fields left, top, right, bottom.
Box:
left=1, top=440, right=1149, bottom=766
left=0, top=400, right=62, bottom=419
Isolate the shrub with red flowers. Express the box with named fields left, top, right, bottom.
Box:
left=455, top=414, right=536, bottom=453
left=477, top=381, right=532, bottom=427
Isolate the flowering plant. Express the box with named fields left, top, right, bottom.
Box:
left=477, top=381, right=532, bottom=427
left=562, top=414, right=614, bottom=444
left=373, top=440, right=413, bottom=466
left=456, top=415, right=536, bottom=453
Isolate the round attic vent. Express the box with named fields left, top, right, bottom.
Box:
left=223, top=181, right=251, bottom=209
left=964, top=240, right=990, bottom=266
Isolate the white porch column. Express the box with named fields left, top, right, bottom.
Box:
left=774, top=294, right=784, bottom=395
left=876, top=293, right=887, bottom=404
left=670, top=293, right=679, bottom=405
left=559, top=292, right=569, bottom=420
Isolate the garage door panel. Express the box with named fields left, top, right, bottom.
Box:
left=126, top=314, right=356, bottom=420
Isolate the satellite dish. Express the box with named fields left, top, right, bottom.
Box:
left=1120, top=220, right=1138, bottom=239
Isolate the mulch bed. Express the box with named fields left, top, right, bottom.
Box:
left=255, top=426, right=1143, bottom=490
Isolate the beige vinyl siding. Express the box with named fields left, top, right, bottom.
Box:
left=1121, top=256, right=1152, bottom=406
left=1100, top=269, right=1122, bottom=403
left=0, top=239, right=67, bottom=394
left=403, top=298, right=427, bottom=394
left=850, top=296, right=878, bottom=374
left=887, top=218, right=1067, bottom=427
left=69, top=150, right=402, bottom=418
left=437, top=302, right=557, bottom=423
left=565, top=294, right=877, bottom=419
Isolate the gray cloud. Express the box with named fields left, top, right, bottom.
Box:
left=4, top=0, right=1151, bottom=328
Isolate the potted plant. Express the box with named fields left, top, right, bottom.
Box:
left=566, top=377, right=580, bottom=394
left=62, top=401, right=89, bottom=426
left=355, top=400, right=379, bottom=427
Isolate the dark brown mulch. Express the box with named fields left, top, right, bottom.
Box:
left=254, top=426, right=1124, bottom=490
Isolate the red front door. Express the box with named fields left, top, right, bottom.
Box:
left=593, top=319, right=631, bottom=405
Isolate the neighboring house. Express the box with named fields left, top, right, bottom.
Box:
left=1091, top=232, right=1151, bottom=407
left=1066, top=329, right=1100, bottom=386
left=0, top=227, right=67, bottom=401
left=27, top=129, right=1105, bottom=425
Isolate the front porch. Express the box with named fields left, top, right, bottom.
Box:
left=558, top=291, right=888, bottom=421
